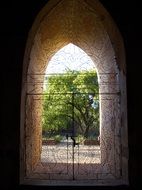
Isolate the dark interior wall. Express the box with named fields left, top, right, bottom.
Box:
left=0, top=0, right=141, bottom=189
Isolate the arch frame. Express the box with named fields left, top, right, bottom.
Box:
left=20, top=0, right=128, bottom=186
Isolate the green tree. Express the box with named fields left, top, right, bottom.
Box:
left=42, top=70, right=99, bottom=138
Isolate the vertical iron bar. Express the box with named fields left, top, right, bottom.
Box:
left=78, top=139, right=79, bottom=176
left=72, top=91, right=75, bottom=180
left=66, top=134, right=69, bottom=173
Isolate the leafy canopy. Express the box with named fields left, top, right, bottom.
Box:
left=42, top=70, right=99, bottom=138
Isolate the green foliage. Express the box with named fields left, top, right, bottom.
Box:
left=54, top=135, right=62, bottom=142
left=42, top=70, right=99, bottom=138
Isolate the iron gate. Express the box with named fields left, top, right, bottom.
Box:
left=40, top=92, right=100, bottom=180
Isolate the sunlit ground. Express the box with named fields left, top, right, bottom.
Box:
left=41, top=141, right=101, bottom=164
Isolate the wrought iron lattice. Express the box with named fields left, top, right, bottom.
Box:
left=24, top=44, right=121, bottom=181
left=25, top=70, right=120, bottom=180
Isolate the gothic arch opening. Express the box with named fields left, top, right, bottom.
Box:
left=20, top=0, right=128, bottom=185
left=40, top=43, right=101, bottom=178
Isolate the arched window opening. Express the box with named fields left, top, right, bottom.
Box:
left=20, top=0, right=128, bottom=186
left=40, top=44, right=101, bottom=176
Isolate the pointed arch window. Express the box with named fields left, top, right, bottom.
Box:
left=41, top=43, right=101, bottom=168
left=20, top=0, right=128, bottom=186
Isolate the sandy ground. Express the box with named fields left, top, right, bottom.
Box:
left=41, top=142, right=101, bottom=164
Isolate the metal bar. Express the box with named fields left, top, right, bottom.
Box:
left=26, top=92, right=120, bottom=95
left=72, top=92, right=75, bottom=180
left=66, top=134, right=69, bottom=174
left=26, top=72, right=119, bottom=76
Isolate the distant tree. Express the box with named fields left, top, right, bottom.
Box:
left=42, top=70, right=99, bottom=138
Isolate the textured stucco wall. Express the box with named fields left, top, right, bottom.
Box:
left=21, top=0, right=128, bottom=185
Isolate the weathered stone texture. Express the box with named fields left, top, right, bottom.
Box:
left=20, top=0, right=128, bottom=185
